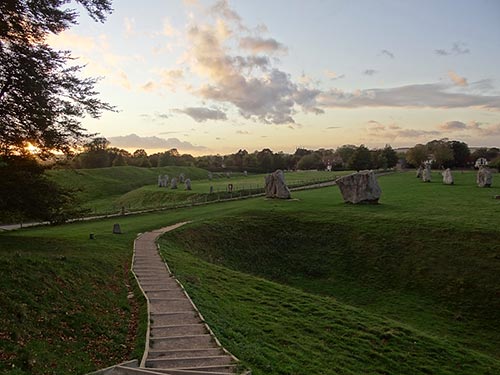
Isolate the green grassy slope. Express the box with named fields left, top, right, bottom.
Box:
left=46, top=166, right=209, bottom=213
left=161, top=239, right=500, bottom=375
left=2, top=170, right=499, bottom=374
left=115, top=170, right=350, bottom=211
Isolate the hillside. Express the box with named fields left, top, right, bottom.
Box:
left=46, top=166, right=209, bottom=213
left=1, top=171, right=499, bottom=374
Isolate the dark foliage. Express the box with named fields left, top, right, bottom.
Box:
left=0, top=0, right=113, bottom=156
left=0, top=156, right=87, bottom=223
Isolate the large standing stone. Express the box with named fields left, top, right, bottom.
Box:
left=442, top=168, right=454, bottom=185
left=171, top=177, right=178, bottom=189
left=422, top=164, right=431, bottom=182
left=158, top=175, right=169, bottom=187
left=477, top=166, right=493, bottom=187
left=416, top=166, right=423, bottom=178
left=179, top=173, right=185, bottom=183
left=264, top=169, right=291, bottom=199
left=208, top=172, right=213, bottom=180
left=112, top=223, right=122, bottom=234
left=185, top=178, right=192, bottom=190
left=336, top=171, right=381, bottom=204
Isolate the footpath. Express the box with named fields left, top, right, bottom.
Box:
left=91, top=222, right=249, bottom=375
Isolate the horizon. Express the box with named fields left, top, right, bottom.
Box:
left=48, top=0, right=500, bottom=155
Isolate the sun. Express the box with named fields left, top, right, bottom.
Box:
left=25, top=142, right=40, bottom=155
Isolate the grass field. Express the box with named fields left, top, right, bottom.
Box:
left=46, top=166, right=209, bottom=214
left=1, top=170, right=499, bottom=374
left=48, top=167, right=347, bottom=214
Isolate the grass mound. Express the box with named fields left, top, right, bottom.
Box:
left=47, top=166, right=209, bottom=213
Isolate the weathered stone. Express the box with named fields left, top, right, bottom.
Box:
left=243, top=170, right=248, bottom=176
left=336, top=171, right=381, bottom=204
left=422, top=164, right=431, bottom=182
left=112, top=223, right=122, bottom=234
left=179, top=173, right=185, bottom=183
left=416, top=166, right=423, bottom=178
left=477, top=166, right=493, bottom=187
left=171, top=177, right=178, bottom=189
left=158, top=175, right=169, bottom=187
left=475, top=157, right=488, bottom=168
left=442, top=168, right=454, bottom=185
left=264, top=169, right=291, bottom=199
left=208, top=172, right=213, bottom=180
left=185, top=178, right=192, bottom=190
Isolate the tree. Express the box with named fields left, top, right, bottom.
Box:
left=449, top=140, right=470, bottom=167
left=381, top=144, right=398, bottom=168
left=0, top=0, right=113, bottom=156
left=335, top=145, right=357, bottom=169
left=406, top=144, right=429, bottom=167
left=348, top=145, right=372, bottom=171
left=0, top=155, right=86, bottom=223
left=427, top=140, right=453, bottom=168
left=297, top=153, right=323, bottom=170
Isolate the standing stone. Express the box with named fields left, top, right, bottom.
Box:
left=112, top=223, right=122, bottom=234
left=209, top=185, right=214, bottom=194
left=158, top=175, right=169, bottom=187
left=185, top=178, right=192, bottom=190
left=208, top=172, right=213, bottom=180
left=243, top=170, right=248, bottom=176
left=442, top=168, right=454, bottom=185
left=422, top=164, right=431, bottom=182
left=336, top=170, right=381, bottom=204
left=477, top=166, right=493, bottom=187
left=171, top=177, right=178, bottom=189
left=264, top=169, right=291, bottom=199
left=179, top=173, right=185, bottom=183
left=416, top=166, right=423, bottom=178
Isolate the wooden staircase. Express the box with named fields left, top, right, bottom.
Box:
left=88, top=223, right=249, bottom=375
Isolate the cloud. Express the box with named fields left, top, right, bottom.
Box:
left=366, top=121, right=440, bottom=140
left=163, top=18, right=179, bottom=37
left=439, top=120, right=500, bottom=136
left=317, top=82, right=500, bottom=110
left=239, top=36, right=287, bottom=54
left=380, top=49, right=395, bottom=59
left=324, top=70, right=345, bottom=80
left=139, top=113, right=169, bottom=121
left=326, top=126, right=341, bottom=129
left=124, top=17, right=135, bottom=37
left=435, top=42, right=470, bottom=56
left=173, top=107, right=228, bottom=122
left=363, top=69, right=377, bottom=76
left=107, top=134, right=207, bottom=151
left=236, top=130, right=250, bottom=134
left=439, top=121, right=467, bottom=131
left=182, top=1, right=322, bottom=124
left=47, top=31, right=96, bottom=51
left=141, top=81, right=156, bottom=92
left=448, top=71, right=468, bottom=87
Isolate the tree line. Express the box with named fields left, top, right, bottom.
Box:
left=68, top=137, right=400, bottom=172
left=67, top=137, right=500, bottom=172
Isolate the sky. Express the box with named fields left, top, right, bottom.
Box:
left=48, top=0, right=500, bottom=155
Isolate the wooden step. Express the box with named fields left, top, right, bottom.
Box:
left=147, top=348, right=224, bottom=359
left=146, top=355, right=233, bottom=369
left=150, top=312, right=202, bottom=326
left=150, top=335, right=215, bottom=350
left=151, top=324, right=208, bottom=337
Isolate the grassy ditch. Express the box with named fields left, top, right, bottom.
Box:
left=160, top=235, right=500, bottom=375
